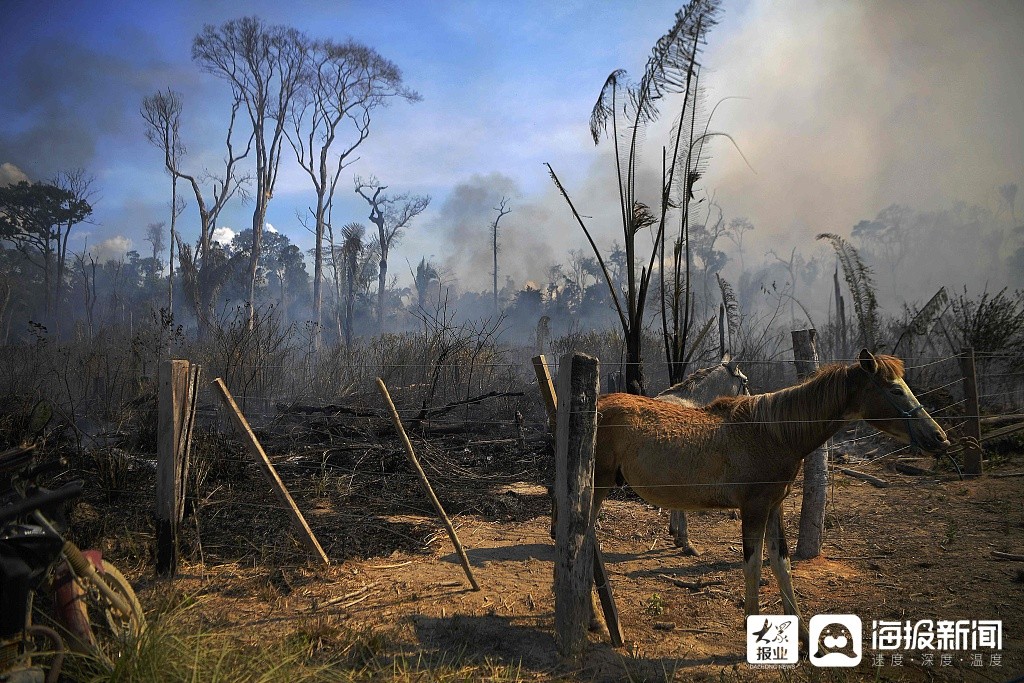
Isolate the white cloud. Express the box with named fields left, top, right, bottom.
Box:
left=0, top=162, right=29, bottom=186
left=265, top=222, right=277, bottom=233
left=212, top=226, right=236, bottom=246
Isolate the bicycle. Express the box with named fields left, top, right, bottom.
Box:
left=1, top=435, right=146, bottom=682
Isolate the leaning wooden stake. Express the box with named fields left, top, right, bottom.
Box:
left=375, top=378, right=480, bottom=591
left=533, top=354, right=559, bottom=538
left=212, top=378, right=329, bottom=566
left=156, top=359, right=200, bottom=576
left=793, top=329, right=829, bottom=560
left=959, top=347, right=984, bottom=478
left=531, top=354, right=558, bottom=435
left=592, top=542, right=624, bottom=647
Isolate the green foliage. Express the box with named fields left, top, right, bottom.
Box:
left=641, top=593, right=666, bottom=616
left=0, top=180, right=92, bottom=248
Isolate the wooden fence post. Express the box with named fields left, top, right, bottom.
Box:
left=156, top=359, right=200, bottom=576
left=959, top=347, right=984, bottom=478
left=792, top=330, right=828, bottom=560
left=212, top=378, right=330, bottom=566
left=553, top=352, right=599, bottom=659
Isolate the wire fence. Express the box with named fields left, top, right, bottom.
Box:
left=12, top=346, right=1024, bottom=580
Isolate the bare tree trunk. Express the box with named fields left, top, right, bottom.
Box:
left=313, top=193, right=325, bottom=347
left=377, top=252, right=387, bottom=336
left=493, top=225, right=498, bottom=314
left=247, top=204, right=264, bottom=328
left=168, top=175, right=176, bottom=319
left=624, top=326, right=646, bottom=395
left=345, top=261, right=355, bottom=350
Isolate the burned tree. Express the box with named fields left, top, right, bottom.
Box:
left=413, top=257, right=441, bottom=311
left=490, top=197, right=511, bottom=314
left=288, top=39, right=419, bottom=345
left=142, top=88, right=251, bottom=337
left=354, top=176, right=430, bottom=335
left=193, top=17, right=309, bottom=328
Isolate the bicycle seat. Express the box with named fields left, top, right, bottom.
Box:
left=0, top=480, right=84, bottom=526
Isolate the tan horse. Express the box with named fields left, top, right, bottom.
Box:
left=592, top=349, right=948, bottom=642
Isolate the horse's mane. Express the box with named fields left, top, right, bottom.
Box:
left=872, top=354, right=905, bottom=381
left=707, top=355, right=905, bottom=444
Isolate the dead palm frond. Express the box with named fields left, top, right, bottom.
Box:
left=817, top=233, right=880, bottom=350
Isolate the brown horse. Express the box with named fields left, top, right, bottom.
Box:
left=592, top=349, right=948, bottom=642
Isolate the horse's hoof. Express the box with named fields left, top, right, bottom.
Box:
left=676, top=543, right=701, bottom=556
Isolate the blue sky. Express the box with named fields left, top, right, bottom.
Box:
left=1, top=0, right=1021, bottom=296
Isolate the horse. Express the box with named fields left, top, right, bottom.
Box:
left=656, top=352, right=750, bottom=406
left=592, top=349, right=948, bottom=643
left=656, top=353, right=750, bottom=555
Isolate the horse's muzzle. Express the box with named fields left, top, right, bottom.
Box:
left=922, top=433, right=952, bottom=454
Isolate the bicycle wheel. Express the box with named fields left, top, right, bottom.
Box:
left=90, top=560, right=146, bottom=656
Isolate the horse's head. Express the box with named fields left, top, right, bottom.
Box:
left=721, top=353, right=751, bottom=396
left=854, top=349, right=949, bottom=454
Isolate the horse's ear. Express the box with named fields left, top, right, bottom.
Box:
left=721, top=352, right=732, bottom=365
left=859, top=348, right=877, bottom=374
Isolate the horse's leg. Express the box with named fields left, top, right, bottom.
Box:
left=766, top=504, right=808, bottom=647
left=740, top=507, right=768, bottom=617
left=669, top=510, right=700, bottom=555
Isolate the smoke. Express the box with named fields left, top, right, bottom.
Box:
left=88, top=235, right=133, bottom=263
left=699, top=0, right=1024, bottom=278
left=0, top=35, right=194, bottom=180
left=430, top=172, right=565, bottom=293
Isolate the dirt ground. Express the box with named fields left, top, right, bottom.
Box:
left=111, top=437, right=1024, bottom=682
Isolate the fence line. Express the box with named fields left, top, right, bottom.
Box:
left=44, top=347, right=1024, bottom=578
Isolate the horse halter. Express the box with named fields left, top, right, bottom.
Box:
left=869, top=374, right=963, bottom=478
left=727, top=366, right=751, bottom=396
left=870, top=375, right=927, bottom=450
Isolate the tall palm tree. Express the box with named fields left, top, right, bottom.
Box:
left=412, top=257, right=440, bottom=310
left=547, top=0, right=722, bottom=394
left=341, top=222, right=365, bottom=350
